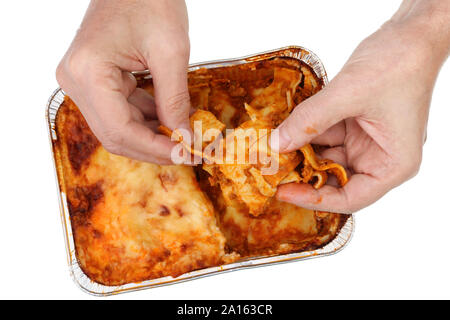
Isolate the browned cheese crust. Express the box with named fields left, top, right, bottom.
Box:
left=55, top=57, right=348, bottom=286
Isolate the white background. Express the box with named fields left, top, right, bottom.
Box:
left=0, top=0, right=448, bottom=299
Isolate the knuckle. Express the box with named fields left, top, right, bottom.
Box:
left=294, top=105, right=316, bottom=132
left=103, top=129, right=123, bottom=145
left=296, top=104, right=314, bottom=123
left=102, top=141, right=124, bottom=157
left=161, top=91, right=191, bottom=128
left=64, top=47, right=94, bottom=80
left=165, top=91, right=191, bottom=111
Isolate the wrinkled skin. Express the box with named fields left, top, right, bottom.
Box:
left=57, top=0, right=190, bottom=164
left=273, top=0, right=449, bottom=213
left=57, top=0, right=450, bottom=213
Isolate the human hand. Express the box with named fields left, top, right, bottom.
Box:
left=272, top=0, right=450, bottom=213
left=56, top=0, right=190, bottom=164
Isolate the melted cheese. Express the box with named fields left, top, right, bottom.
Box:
left=56, top=99, right=230, bottom=285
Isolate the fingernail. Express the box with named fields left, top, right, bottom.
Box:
left=270, top=127, right=291, bottom=152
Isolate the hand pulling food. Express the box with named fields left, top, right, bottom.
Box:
left=53, top=57, right=350, bottom=286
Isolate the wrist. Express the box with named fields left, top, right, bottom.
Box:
left=388, top=0, right=450, bottom=64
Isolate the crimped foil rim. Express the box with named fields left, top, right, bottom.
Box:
left=46, top=45, right=353, bottom=296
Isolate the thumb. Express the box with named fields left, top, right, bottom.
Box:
left=147, top=45, right=191, bottom=132
left=270, top=88, right=356, bottom=152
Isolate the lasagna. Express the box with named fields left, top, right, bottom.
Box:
left=55, top=57, right=348, bottom=286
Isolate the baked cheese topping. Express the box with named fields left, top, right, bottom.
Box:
left=55, top=57, right=347, bottom=285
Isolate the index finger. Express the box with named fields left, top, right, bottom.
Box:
left=74, top=67, right=177, bottom=164
left=91, top=88, right=178, bottom=163
left=148, top=43, right=191, bottom=132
